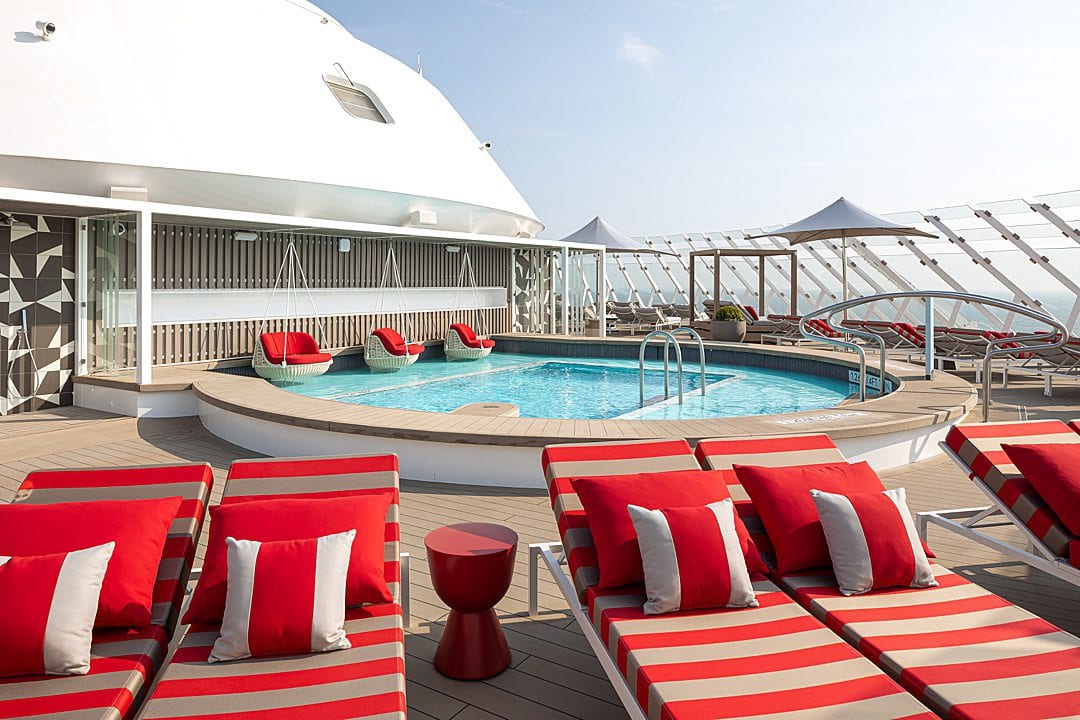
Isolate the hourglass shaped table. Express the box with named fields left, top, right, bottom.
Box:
left=425, top=523, right=519, bottom=680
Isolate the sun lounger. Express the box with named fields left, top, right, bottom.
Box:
left=698, top=431, right=1080, bottom=719
left=922, top=420, right=1080, bottom=588
left=530, top=438, right=936, bottom=720
left=138, top=454, right=407, bottom=720
left=0, top=463, right=214, bottom=720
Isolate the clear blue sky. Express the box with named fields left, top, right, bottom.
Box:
left=321, top=1, right=1080, bottom=239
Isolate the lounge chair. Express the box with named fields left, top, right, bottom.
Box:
left=529, top=438, right=936, bottom=720
left=0, top=463, right=214, bottom=720
left=697, top=432, right=1080, bottom=719
left=610, top=305, right=642, bottom=333
left=253, top=331, right=333, bottom=381
left=445, top=322, right=494, bottom=361
left=138, top=453, right=408, bottom=720
left=1002, top=338, right=1080, bottom=395
left=922, top=419, right=1080, bottom=589
left=365, top=327, right=424, bottom=372
left=632, top=306, right=680, bottom=331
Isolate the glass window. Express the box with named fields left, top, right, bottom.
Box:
left=323, top=76, right=389, bottom=123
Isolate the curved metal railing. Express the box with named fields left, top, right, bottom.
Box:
left=799, top=291, right=1070, bottom=421
left=638, top=330, right=684, bottom=406
left=667, top=327, right=707, bottom=393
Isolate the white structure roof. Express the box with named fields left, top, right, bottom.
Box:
left=0, top=0, right=542, bottom=237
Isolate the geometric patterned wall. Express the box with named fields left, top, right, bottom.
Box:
left=0, top=214, right=76, bottom=414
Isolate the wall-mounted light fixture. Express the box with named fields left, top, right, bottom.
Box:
left=233, top=230, right=259, bottom=242
left=338, top=237, right=351, bottom=253
left=445, top=245, right=461, bottom=254
left=407, top=209, right=438, bottom=227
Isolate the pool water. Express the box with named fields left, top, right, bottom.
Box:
left=278, top=352, right=850, bottom=420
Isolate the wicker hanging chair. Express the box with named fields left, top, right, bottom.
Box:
left=365, top=327, right=424, bottom=372
left=444, top=246, right=495, bottom=361
left=364, top=245, right=424, bottom=372
left=252, top=239, right=333, bottom=381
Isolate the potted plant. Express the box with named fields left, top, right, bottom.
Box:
left=710, top=304, right=746, bottom=342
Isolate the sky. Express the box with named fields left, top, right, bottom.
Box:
left=321, top=1, right=1080, bottom=240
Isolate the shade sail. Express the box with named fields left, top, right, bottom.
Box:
left=559, top=216, right=677, bottom=255
left=746, top=197, right=936, bottom=244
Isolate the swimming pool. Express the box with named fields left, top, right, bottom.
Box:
left=279, top=352, right=850, bottom=420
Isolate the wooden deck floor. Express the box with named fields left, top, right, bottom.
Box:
left=0, top=372, right=1077, bottom=720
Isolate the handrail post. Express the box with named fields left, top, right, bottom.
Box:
left=639, top=330, right=684, bottom=407
left=669, top=327, right=707, bottom=395
left=924, top=297, right=935, bottom=380
left=663, top=337, right=670, bottom=399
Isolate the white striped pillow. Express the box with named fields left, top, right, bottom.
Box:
left=628, top=499, right=758, bottom=614
left=811, top=487, right=937, bottom=596
left=0, top=542, right=115, bottom=677
left=209, top=530, right=355, bottom=663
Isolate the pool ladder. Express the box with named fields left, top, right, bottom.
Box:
left=638, top=327, right=707, bottom=407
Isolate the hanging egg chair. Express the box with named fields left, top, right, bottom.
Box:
left=445, top=246, right=495, bottom=361
left=364, top=244, right=425, bottom=372
left=252, top=238, right=333, bottom=381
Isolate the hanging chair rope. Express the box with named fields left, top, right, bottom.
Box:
left=254, top=237, right=331, bottom=368
left=376, top=243, right=415, bottom=342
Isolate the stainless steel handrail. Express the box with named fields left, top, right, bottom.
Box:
left=668, top=326, right=707, bottom=395
left=799, top=291, right=1070, bottom=421
left=639, top=330, right=684, bottom=406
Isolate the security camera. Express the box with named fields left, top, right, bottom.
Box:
left=35, top=20, right=56, bottom=40
left=479, top=141, right=492, bottom=150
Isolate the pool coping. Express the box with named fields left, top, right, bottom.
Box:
left=75, top=335, right=977, bottom=447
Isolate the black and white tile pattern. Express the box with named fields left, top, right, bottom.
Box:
left=0, top=214, right=76, bottom=414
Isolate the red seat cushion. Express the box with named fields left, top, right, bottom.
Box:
left=182, top=494, right=393, bottom=626
left=1002, top=443, right=1080, bottom=536
left=260, top=332, right=321, bottom=364
left=406, top=343, right=425, bottom=356
left=371, top=328, right=409, bottom=356
left=0, top=497, right=183, bottom=629
left=733, top=461, right=886, bottom=574
left=742, top=305, right=759, bottom=321
left=283, top=352, right=332, bottom=365
left=450, top=323, right=492, bottom=350
left=570, top=470, right=768, bottom=590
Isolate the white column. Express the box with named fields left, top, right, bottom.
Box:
left=924, top=297, right=935, bottom=380
left=135, top=209, right=153, bottom=385
left=597, top=249, right=607, bottom=338
left=561, top=245, right=570, bottom=336
left=74, top=219, right=89, bottom=376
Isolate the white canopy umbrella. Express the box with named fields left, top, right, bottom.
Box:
left=559, top=216, right=677, bottom=256
left=746, top=197, right=936, bottom=304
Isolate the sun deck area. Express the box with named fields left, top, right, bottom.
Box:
left=2, top=372, right=1077, bottom=720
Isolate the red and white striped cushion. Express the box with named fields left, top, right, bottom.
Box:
left=694, top=434, right=845, bottom=565
left=541, top=439, right=701, bottom=600
left=946, top=420, right=1080, bottom=561
left=0, top=543, right=114, bottom=678
left=629, top=499, right=757, bottom=614
left=811, top=488, right=936, bottom=595
left=586, top=581, right=936, bottom=720
left=210, top=531, right=355, bottom=663
left=780, top=565, right=1080, bottom=719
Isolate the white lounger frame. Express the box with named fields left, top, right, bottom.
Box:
left=528, top=542, right=649, bottom=720
left=916, top=442, right=1080, bottom=588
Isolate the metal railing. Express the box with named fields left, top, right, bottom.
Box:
left=799, top=291, right=1070, bottom=421
left=667, top=327, right=707, bottom=393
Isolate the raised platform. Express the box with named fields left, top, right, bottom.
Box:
left=73, top=335, right=977, bottom=487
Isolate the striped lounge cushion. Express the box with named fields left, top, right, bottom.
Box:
left=1, top=463, right=214, bottom=720
left=694, top=434, right=845, bottom=565
left=945, top=420, right=1080, bottom=560
left=780, top=565, right=1080, bottom=719
left=541, top=438, right=702, bottom=600
left=586, top=579, right=936, bottom=720
left=139, top=454, right=406, bottom=720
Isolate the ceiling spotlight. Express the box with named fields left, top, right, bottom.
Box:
left=445, top=245, right=461, bottom=254
left=233, top=230, right=259, bottom=242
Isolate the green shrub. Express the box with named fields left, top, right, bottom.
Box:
left=714, top=305, right=743, bottom=321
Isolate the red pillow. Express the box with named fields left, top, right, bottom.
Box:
left=733, top=461, right=885, bottom=575
left=571, top=470, right=768, bottom=590
left=0, top=497, right=183, bottom=628
left=1002, top=443, right=1080, bottom=536
left=183, top=494, right=392, bottom=625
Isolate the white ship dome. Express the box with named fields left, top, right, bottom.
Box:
left=0, top=0, right=543, bottom=236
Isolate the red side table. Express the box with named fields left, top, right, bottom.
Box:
left=425, top=522, right=518, bottom=680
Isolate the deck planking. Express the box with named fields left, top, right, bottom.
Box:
left=0, top=371, right=1077, bottom=719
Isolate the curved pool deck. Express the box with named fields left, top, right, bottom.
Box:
left=74, top=334, right=978, bottom=487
